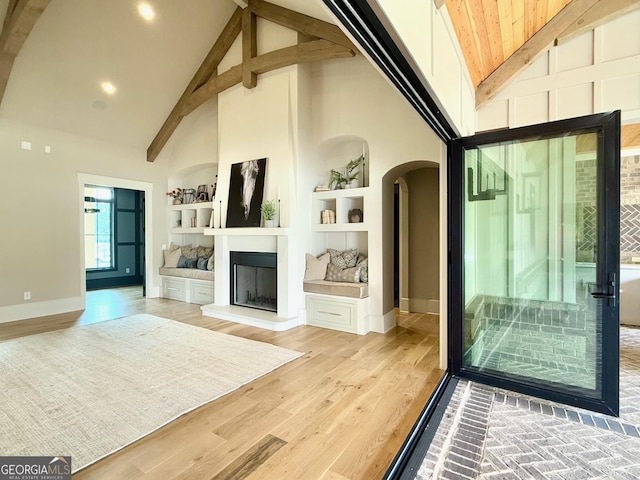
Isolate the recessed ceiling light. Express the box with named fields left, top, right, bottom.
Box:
left=101, top=82, right=116, bottom=95
left=138, top=2, right=155, bottom=21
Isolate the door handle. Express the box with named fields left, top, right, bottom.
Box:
left=590, top=273, right=617, bottom=305
left=590, top=291, right=615, bottom=299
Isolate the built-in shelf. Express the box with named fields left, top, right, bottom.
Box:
left=312, top=187, right=368, bottom=232
left=168, top=201, right=214, bottom=232
left=203, top=227, right=290, bottom=236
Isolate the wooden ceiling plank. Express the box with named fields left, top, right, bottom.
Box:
left=510, top=0, right=525, bottom=50
left=446, top=0, right=485, bottom=86
left=481, top=0, right=505, bottom=73
left=147, top=8, right=243, bottom=162
left=242, top=9, right=257, bottom=88
left=248, top=0, right=356, bottom=51
left=622, top=124, right=640, bottom=149
left=496, top=0, right=513, bottom=59
left=0, top=0, right=50, bottom=56
left=556, top=0, right=640, bottom=45
left=466, top=0, right=495, bottom=79
left=476, top=0, right=600, bottom=107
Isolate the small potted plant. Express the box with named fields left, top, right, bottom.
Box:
left=261, top=199, right=277, bottom=227
left=329, top=155, right=364, bottom=189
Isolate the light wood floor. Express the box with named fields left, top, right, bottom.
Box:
left=1, top=287, right=444, bottom=480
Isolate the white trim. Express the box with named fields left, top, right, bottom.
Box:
left=78, top=173, right=155, bottom=302
left=409, top=298, right=440, bottom=315
left=368, top=310, right=396, bottom=333
left=0, top=296, right=84, bottom=324
left=400, top=297, right=411, bottom=312
left=201, top=304, right=301, bottom=331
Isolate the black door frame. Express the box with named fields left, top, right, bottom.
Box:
left=321, top=1, right=620, bottom=478
left=449, top=112, right=621, bottom=416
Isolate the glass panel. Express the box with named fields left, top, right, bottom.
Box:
left=85, top=186, right=114, bottom=270
left=234, top=265, right=277, bottom=312
left=463, top=132, right=601, bottom=397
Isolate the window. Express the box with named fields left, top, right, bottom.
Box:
left=84, top=186, right=114, bottom=270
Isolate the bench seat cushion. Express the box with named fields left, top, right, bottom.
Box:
left=303, top=280, right=368, bottom=299
left=159, top=267, right=214, bottom=281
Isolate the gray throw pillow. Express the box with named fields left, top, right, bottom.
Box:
left=325, top=263, right=361, bottom=283
left=328, top=248, right=358, bottom=269
left=185, top=257, right=198, bottom=268
left=197, top=257, right=208, bottom=270
left=177, top=255, right=189, bottom=268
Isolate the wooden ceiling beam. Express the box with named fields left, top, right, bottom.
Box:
left=556, top=0, right=640, bottom=45
left=147, top=8, right=243, bottom=162
left=148, top=1, right=356, bottom=162
left=183, top=39, right=354, bottom=116
left=242, top=9, right=257, bottom=88
left=0, top=0, right=49, bottom=55
left=434, top=0, right=446, bottom=8
left=476, top=0, right=600, bottom=107
left=0, top=0, right=49, bottom=106
left=248, top=0, right=356, bottom=51
left=182, top=65, right=243, bottom=116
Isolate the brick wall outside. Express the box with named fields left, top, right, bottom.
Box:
left=576, top=155, right=640, bottom=264
left=621, top=155, right=640, bottom=263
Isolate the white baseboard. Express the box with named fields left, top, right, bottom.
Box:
left=409, top=298, right=440, bottom=315
left=400, top=298, right=411, bottom=312
left=0, top=296, right=85, bottom=324
left=368, top=310, right=396, bottom=333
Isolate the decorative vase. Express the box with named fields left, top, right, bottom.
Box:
left=173, top=198, right=182, bottom=205
left=264, top=219, right=275, bottom=228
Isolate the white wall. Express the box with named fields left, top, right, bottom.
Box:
left=477, top=10, right=640, bottom=130
left=0, top=117, right=169, bottom=322
left=310, top=55, right=445, bottom=331
left=371, top=0, right=476, bottom=136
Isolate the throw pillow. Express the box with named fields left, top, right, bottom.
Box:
left=328, top=248, right=358, bottom=269
left=197, top=246, right=213, bottom=258
left=181, top=245, right=198, bottom=259
left=304, top=252, right=330, bottom=281
left=177, top=255, right=189, bottom=268
left=356, top=256, right=368, bottom=283
left=163, top=248, right=181, bottom=268
left=169, top=242, right=182, bottom=251
left=185, top=257, right=198, bottom=269
left=207, top=254, right=214, bottom=271
left=325, top=263, right=361, bottom=283
left=197, top=257, right=208, bottom=270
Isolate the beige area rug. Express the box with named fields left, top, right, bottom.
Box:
left=0, top=314, right=302, bottom=472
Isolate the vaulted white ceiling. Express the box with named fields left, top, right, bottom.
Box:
left=0, top=0, right=333, bottom=150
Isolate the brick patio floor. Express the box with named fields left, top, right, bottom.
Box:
left=416, top=326, right=640, bottom=480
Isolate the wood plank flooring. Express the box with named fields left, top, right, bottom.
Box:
left=0, top=287, right=443, bottom=480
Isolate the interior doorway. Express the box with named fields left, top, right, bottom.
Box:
left=389, top=165, right=440, bottom=317
left=78, top=174, right=155, bottom=303
left=84, top=186, right=145, bottom=292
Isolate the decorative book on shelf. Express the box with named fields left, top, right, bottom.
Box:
left=321, top=209, right=336, bottom=224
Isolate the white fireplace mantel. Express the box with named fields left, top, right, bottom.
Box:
left=203, top=227, right=289, bottom=236
left=201, top=227, right=301, bottom=331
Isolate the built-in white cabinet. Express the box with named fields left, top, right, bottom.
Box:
left=306, top=293, right=369, bottom=334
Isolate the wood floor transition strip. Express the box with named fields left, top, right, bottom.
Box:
left=210, top=434, right=287, bottom=480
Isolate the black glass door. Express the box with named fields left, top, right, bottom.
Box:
left=449, top=111, right=620, bottom=415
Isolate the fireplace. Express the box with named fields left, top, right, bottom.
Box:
left=230, top=251, right=277, bottom=312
